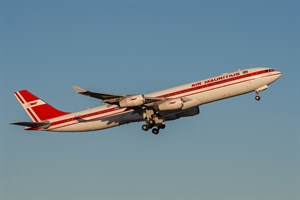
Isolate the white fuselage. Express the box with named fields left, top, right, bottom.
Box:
left=42, top=68, right=281, bottom=132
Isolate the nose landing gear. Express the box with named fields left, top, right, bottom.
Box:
left=254, top=85, right=268, bottom=101
left=255, top=95, right=261, bottom=101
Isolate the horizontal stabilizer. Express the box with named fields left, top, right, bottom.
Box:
left=11, top=121, right=50, bottom=129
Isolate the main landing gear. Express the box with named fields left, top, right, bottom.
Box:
left=141, top=123, right=166, bottom=135
left=141, top=109, right=166, bottom=135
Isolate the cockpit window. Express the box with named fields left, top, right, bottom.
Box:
left=265, top=69, right=275, bottom=72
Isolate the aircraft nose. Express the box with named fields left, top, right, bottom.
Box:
left=276, top=71, right=282, bottom=79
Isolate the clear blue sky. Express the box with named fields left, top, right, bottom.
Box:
left=1, top=1, right=299, bottom=200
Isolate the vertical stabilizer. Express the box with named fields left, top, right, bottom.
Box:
left=14, top=90, right=69, bottom=122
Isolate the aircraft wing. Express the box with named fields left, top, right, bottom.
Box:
left=73, top=86, right=124, bottom=104
left=72, top=86, right=164, bottom=105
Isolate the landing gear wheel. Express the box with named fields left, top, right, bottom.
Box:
left=152, top=128, right=159, bottom=135
left=148, top=119, right=155, bottom=126
left=142, top=124, right=149, bottom=131
left=158, top=124, right=166, bottom=129
left=255, top=95, right=261, bottom=101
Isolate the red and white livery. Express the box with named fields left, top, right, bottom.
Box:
left=12, top=67, right=282, bottom=134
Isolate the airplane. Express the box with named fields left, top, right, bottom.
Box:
left=12, top=67, right=282, bottom=135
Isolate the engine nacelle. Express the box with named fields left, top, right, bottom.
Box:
left=158, top=98, right=183, bottom=111
left=119, top=94, right=145, bottom=108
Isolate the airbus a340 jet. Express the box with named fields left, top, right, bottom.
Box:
left=12, top=67, right=281, bottom=134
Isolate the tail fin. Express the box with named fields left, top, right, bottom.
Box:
left=14, top=90, right=70, bottom=122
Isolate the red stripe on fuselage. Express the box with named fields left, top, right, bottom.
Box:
left=49, top=109, right=131, bottom=131
left=47, top=69, right=274, bottom=130
left=50, top=107, right=119, bottom=127
left=179, top=72, right=281, bottom=99
left=181, top=77, right=251, bottom=99
left=157, top=69, right=266, bottom=98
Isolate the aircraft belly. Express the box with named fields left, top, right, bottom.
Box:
left=50, top=111, right=143, bottom=132
left=121, top=111, right=144, bottom=123
left=50, top=120, right=118, bottom=132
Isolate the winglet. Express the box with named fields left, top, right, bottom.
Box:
left=72, top=85, right=87, bottom=94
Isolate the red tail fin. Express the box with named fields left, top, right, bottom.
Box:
left=14, top=90, right=70, bottom=122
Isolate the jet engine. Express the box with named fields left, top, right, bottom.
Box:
left=119, top=94, right=145, bottom=107
left=158, top=98, right=183, bottom=111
